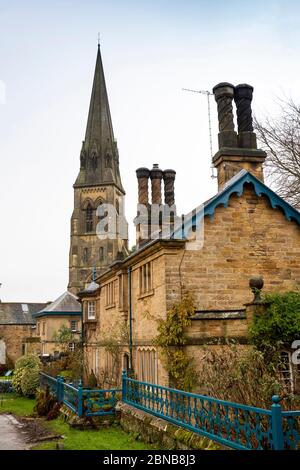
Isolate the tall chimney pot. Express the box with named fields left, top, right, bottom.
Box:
left=213, top=82, right=237, bottom=148
left=150, top=164, right=163, bottom=204
left=136, top=167, right=150, bottom=205
left=234, top=84, right=257, bottom=149
left=163, top=169, right=176, bottom=207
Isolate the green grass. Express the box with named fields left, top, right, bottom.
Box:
left=0, top=376, right=12, bottom=380
left=33, top=418, right=158, bottom=450
left=0, top=393, right=35, bottom=416
left=0, top=393, right=158, bottom=450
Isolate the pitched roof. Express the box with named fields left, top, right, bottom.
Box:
left=0, top=302, right=48, bottom=325
left=33, top=291, right=82, bottom=318
left=172, top=169, right=300, bottom=239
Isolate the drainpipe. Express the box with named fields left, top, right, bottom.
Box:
left=128, top=266, right=133, bottom=375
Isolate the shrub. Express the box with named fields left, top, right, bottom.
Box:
left=87, top=370, right=98, bottom=388
left=198, top=344, right=299, bottom=410
left=250, top=292, right=300, bottom=355
left=12, top=367, right=25, bottom=394
left=12, top=354, right=41, bottom=396
left=35, top=387, right=57, bottom=417
left=59, top=370, right=73, bottom=381
left=15, top=354, right=41, bottom=370
left=21, top=366, right=40, bottom=397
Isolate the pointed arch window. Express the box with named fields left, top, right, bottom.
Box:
left=86, top=203, right=93, bottom=232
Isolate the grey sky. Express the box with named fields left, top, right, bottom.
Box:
left=0, top=0, right=300, bottom=301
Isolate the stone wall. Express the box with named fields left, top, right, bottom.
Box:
left=177, top=186, right=300, bottom=310
left=0, top=324, right=35, bottom=365
left=117, top=402, right=220, bottom=450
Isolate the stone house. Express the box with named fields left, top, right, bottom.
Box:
left=79, top=82, right=300, bottom=391
left=0, top=302, right=47, bottom=367
left=33, top=291, right=82, bottom=357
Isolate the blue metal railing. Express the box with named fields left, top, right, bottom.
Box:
left=40, top=371, right=300, bottom=450
left=39, top=372, right=120, bottom=417
left=83, top=388, right=120, bottom=416
left=121, top=371, right=300, bottom=450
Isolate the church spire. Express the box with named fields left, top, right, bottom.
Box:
left=74, top=45, right=124, bottom=191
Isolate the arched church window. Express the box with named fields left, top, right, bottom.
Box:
left=86, top=203, right=93, bottom=232
left=115, top=199, right=120, bottom=215
left=83, top=247, right=89, bottom=263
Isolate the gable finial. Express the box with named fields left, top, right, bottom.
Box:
left=98, top=32, right=100, bottom=48
left=92, top=266, right=97, bottom=281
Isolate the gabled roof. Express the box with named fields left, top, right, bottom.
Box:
left=172, top=170, right=300, bottom=239
left=0, top=303, right=48, bottom=325
left=33, top=291, right=82, bottom=318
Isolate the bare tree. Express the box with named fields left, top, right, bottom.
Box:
left=254, top=100, right=300, bottom=208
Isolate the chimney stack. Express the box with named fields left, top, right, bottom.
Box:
left=150, top=164, right=163, bottom=204
left=135, top=164, right=177, bottom=249
left=212, top=82, right=266, bottom=190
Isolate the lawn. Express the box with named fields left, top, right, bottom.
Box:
left=32, top=418, right=157, bottom=450
left=0, top=393, right=157, bottom=450
left=0, top=393, right=35, bottom=416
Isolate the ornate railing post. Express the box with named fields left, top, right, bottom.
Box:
left=60, top=376, right=65, bottom=403
left=122, top=370, right=127, bottom=402
left=271, top=395, right=284, bottom=450
left=77, top=380, right=83, bottom=417
left=56, top=376, right=61, bottom=401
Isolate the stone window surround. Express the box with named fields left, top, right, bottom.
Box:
left=87, top=300, right=96, bottom=320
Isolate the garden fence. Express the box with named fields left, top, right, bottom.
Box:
left=39, top=371, right=300, bottom=450
left=39, top=372, right=121, bottom=417
left=121, top=371, right=300, bottom=451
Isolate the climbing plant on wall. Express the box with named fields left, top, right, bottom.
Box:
left=154, top=293, right=197, bottom=391
left=250, top=291, right=300, bottom=357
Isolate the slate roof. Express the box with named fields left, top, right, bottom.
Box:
left=79, top=281, right=100, bottom=295
left=33, top=291, right=82, bottom=318
left=0, top=302, right=49, bottom=325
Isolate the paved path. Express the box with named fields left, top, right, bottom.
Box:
left=0, top=414, right=28, bottom=450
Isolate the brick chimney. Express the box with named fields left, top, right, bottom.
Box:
left=163, top=169, right=176, bottom=207
left=212, top=82, right=266, bottom=191
left=150, top=164, right=163, bottom=204
left=136, top=167, right=151, bottom=247
left=135, top=164, right=177, bottom=248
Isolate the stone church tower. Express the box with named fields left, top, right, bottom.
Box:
left=68, top=45, right=128, bottom=294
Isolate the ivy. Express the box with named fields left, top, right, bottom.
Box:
left=250, top=291, right=300, bottom=355
left=154, top=293, right=197, bottom=391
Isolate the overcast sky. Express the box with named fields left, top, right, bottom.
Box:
left=0, top=0, right=300, bottom=302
